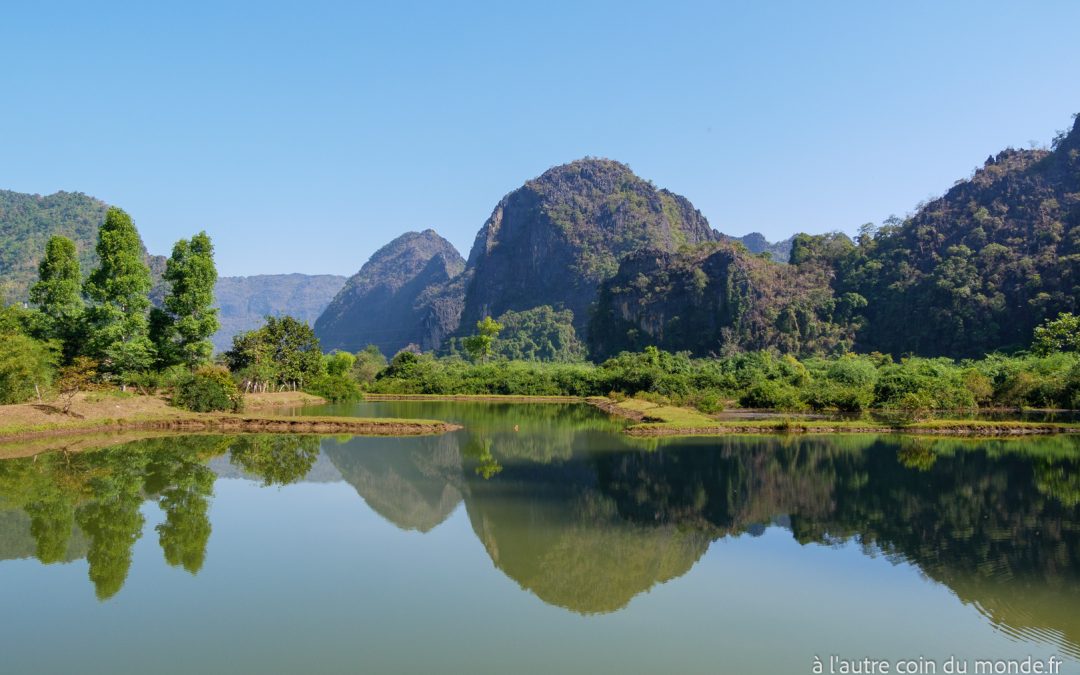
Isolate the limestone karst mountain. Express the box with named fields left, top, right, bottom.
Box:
left=314, top=229, right=465, bottom=356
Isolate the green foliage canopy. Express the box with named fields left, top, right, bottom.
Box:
left=83, top=207, right=155, bottom=379
left=224, top=315, right=324, bottom=389
left=152, top=231, right=220, bottom=368
left=463, top=316, right=503, bottom=363
left=491, top=306, right=585, bottom=362
left=28, top=236, right=84, bottom=360
left=1033, top=313, right=1080, bottom=356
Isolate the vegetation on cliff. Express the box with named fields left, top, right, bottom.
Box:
left=458, top=158, right=720, bottom=338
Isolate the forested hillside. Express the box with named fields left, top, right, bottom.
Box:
left=589, top=241, right=857, bottom=359
left=796, top=113, right=1080, bottom=357
left=587, top=114, right=1080, bottom=359
left=0, top=190, right=164, bottom=304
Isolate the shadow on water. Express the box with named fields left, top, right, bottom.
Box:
left=1, top=402, right=1078, bottom=657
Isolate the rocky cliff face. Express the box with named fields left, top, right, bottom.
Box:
left=314, top=229, right=465, bottom=356
left=212, top=273, right=347, bottom=352
left=458, top=158, right=720, bottom=338
left=589, top=242, right=856, bottom=359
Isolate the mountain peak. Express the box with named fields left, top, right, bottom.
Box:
left=459, top=158, right=718, bottom=336
left=314, top=228, right=465, bottom=355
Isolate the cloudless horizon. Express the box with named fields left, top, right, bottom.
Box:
left=3, top=1, right=1079, bottom=277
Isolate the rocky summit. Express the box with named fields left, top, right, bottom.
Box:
left=314, top=229, right=465, bottom=356
left=457, top=158, right=720, bottom=338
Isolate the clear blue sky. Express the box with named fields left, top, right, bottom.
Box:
left=3, top=1, right=1079, bottom=276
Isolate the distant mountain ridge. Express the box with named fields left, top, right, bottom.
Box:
left=213, top=274, right=346, bottom=352
left=729, top=232, right=794, bottom=262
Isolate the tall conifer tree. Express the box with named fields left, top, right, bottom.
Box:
left=84, top=207, right=155, bottom=380
left=152, top=231, right=220, bottom=367
left=29, top=235, right=85, bottom=361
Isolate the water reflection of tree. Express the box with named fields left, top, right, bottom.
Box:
left=462, top=437, right=502, bottom=479
left=24, top=478, right=77, bottom=564
left=0, top=436, right=231, bottom=599
left=145, top=443, right=217, bottom=573
left=76, top=447, right=148, bottom=599
left=228, top=435, right=320, bottom=486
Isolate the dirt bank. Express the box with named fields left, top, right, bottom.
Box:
left=0, top=391, right=460, bottom=444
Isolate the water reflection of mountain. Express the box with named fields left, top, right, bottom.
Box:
left=591, top=435, right=1080, bottom=653
left=462, top=460, right=711, bottom=614
left=321, top=434, right=465, bottom=532
left=0, top=423, right=1077, bottom=656
left=331, top=427, right=1080, bottom=653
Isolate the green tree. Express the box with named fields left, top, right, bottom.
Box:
left=324, top=351, right=356, bottom=376
left=307, top=350, right=360, bottom=401
left=83, top=207, right=155, bottom=382
left=55, top=356, right=98, bottom=414
left=153, top=462, right=215, bottom=574
left=1032, top=312, right=1080, bottom=355
left=151, top=232, right=220, bottom=368
left=0, top=332, right=57, bottom=403
left=352, top=345, right=387, bottom=384
left=493, top=306, right=585, bottom=362
left=28, top=236, right=85, bottom=361
left=463, top=316, right=503, bottom=363
left=224, top=315, right=323, bottom=390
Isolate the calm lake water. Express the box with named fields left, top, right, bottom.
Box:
left=2, top=401, right=1079, bottom=674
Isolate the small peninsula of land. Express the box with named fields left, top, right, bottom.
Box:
left=0, top=391, right=460, bottom=443
left=592, top=397, right=1080, bottom=438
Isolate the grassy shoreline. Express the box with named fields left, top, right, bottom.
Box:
left=589, top=397, right=1080, bottom=437
left=1, top=391, right=1076, bottom=446
left=365, top=393, right=1080, bottom=437
left=0, top=391, right=461, bottom=444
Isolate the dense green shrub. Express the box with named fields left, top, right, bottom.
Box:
left=125, top=370, right=164, bottom=395
left=352, top=345, right=387, bottom=385
left=363, top=345, right=1080, bottom=412
left=873, top=358, right=976, bottom=410
left=739, top=380, right=805, bottom=411
left=174, top=367, right=243, bottom=412
left=306, top=373, right=361, bottom=402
